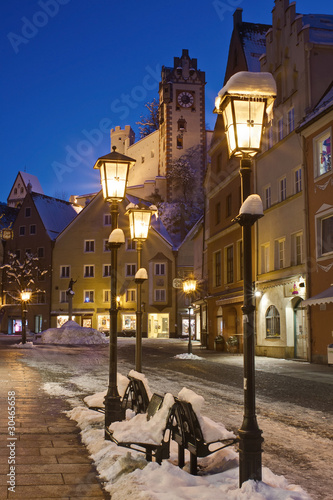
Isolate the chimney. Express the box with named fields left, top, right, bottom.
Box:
left=233, top=8, right=243, bottom=30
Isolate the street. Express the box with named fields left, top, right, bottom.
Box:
left=8, top=338, right=333, bottom=500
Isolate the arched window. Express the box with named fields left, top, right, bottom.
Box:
left=265, top=305, right=280, bottom=338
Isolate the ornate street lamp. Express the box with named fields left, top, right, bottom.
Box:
left=126, top=204, right=156, bottom=372
left=182, top=278, right=197, bottom=354
left=94, top=146, right=135, bottom=428
left=215, top=71, right=276, bottom=486
left=20, top=289, right=32, bottom=344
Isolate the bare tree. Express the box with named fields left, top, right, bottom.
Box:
left=136, top=98, right=159, bottom=138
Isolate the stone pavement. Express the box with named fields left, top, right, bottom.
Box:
left=0, top=348, right=110, bottom=499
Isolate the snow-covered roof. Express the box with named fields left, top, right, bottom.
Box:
left=301, top=14, right=333, bottom=44
left=32, top=193, right=82, bottom=240
left=240, top=22, right=270, bottom=72
left=19, top=171, right=44, bottom=194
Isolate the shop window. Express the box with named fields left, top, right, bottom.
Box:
left=266, top=305, right=280, bottom=338
left=314, top=129, right=331, bottom=178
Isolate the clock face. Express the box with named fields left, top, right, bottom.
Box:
left=177, top=91, right=194, bottom=108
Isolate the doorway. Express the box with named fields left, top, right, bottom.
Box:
left=294, top=299, right=308, bottom=360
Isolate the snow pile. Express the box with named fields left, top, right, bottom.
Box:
left=12, top=341, right=36, bottom=349
left=178, top=387, right=235, bottom=442
left=174, top=353, right=203, bottom=360
left=84, top=373, right=130, bottom=408
left=67, top=395, right=311, bottom=500
left=39, top=320, right=109, bottom=345
left=109, top=393, right=175, bottom=445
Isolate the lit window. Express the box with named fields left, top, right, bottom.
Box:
left=260, top=243, right=270, bottom=274
left=314, top=129, right=331, bottom=178
left=266, top=305, right=280, bottom=338
left=291, top=232, right=303, bottom=265
left=84, top=290, right=94, bottom=303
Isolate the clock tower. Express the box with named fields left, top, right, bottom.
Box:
left=158, top=49, right=206, bottom=201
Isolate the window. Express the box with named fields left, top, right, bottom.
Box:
left=30, top=224, right=36, bottom=235
left=103, top=265, right=111, bottom=277
left=278, top=118, right=283, bottom=141
left=291, top=232, right=303, bottom=265
left=84, top=265, right=94, bottom=278
left=104, top=239, right=110, bottom=252
left=154, top=263, right=165, bottom=275
left=215, top=202, right=221, bottom=225
left=177, top=117, right=186, bottom=131
left=103, top=290, right=110, bottom=303
left=60, top=291, right=68, bottom=303
left=287, top=107, right=294, bottom=134
left=33, top=292, right=45, bottom=304
left=154, top=289, right=166, bottom=302
left=265, top=186, right=271, bottom=209
left=25, top=249, right=31, bottom=256
left=84, top=290, right=94, bottom=303
left=265, top=305, right=280, bottom=338
left=226, top=194, right=232, bottom=218
left=279, top=177, right=286, bottom=202
left=104, top=214, right=111, bottom=225
left=126, top=264, right=136, bottom=277
left=260, top=243, right=270, bottom=274
left=15, top=250, right=21, bottom=260
left=295, top=167, right=302, bottom=193
left=25, top=207, right=31, bottom=217
left=214, top=251, right=221, bottom=287
left=37, top=247, right=44, bottom=258
left=321, top=215, right=333, bottom=256
left=19, top=226, right=25, bottom=236
left=141, top=156, right=145, bottom=163
left=177, top=135, right=183, bottom=149
left=314, top=129, right=331, bottom=178
left=126, top=289, right=136, bottom=302
left=237, top=240, right=243, bottom=281
left=60, top=266, right=70, bottom=278
left=275, top=238, right=285, bottom=269
left=225, top=245, right=234, bottom=284
left=126, top=239, right=136, bottom=251
left=84, top=240, right=95, bottom=252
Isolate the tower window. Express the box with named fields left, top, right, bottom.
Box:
left=177, top=135, right=183, bottom=149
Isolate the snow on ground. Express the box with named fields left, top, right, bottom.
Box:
left=37, top=320, right=109, bottom=345
left=12, top=341, right=36, bottom=348
left=174, top=353, right=203, bottom=360
left=65, top=383, right=311, bottom=500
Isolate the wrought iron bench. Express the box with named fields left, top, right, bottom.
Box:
left=105, top=393, right=176, bottom=464
left=172, top=398, right=238, bottom=475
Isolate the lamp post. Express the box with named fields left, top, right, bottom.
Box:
left=20, top=289, right=32, bottom=344
left=93, top=146, right=135, bottom=428
left=126, top=204, right=153, bottom=372
left=215, top=71, right=276, bottom=485
left=182, top=278, right=197, bottom=355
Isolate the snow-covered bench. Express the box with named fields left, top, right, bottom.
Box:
left=84, top=370, right=151, bottom=415
left=172, top=388, right=238, bottom=475
left=105, top=393, right=176, bottom=464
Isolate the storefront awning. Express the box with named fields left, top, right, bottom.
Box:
left=302, top=285, right=333, bottom=306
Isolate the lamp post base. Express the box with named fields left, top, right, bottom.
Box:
left=238, top=427, right=263, bottom=486
left=104, top=394, right=125, bottom=431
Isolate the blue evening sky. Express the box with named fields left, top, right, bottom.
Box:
left=1, top=0, right=332, bottom=202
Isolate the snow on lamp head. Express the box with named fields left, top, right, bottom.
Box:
left=214, top=72, right=276, bottom=158
left=93, top=146, right=135, bottom=202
